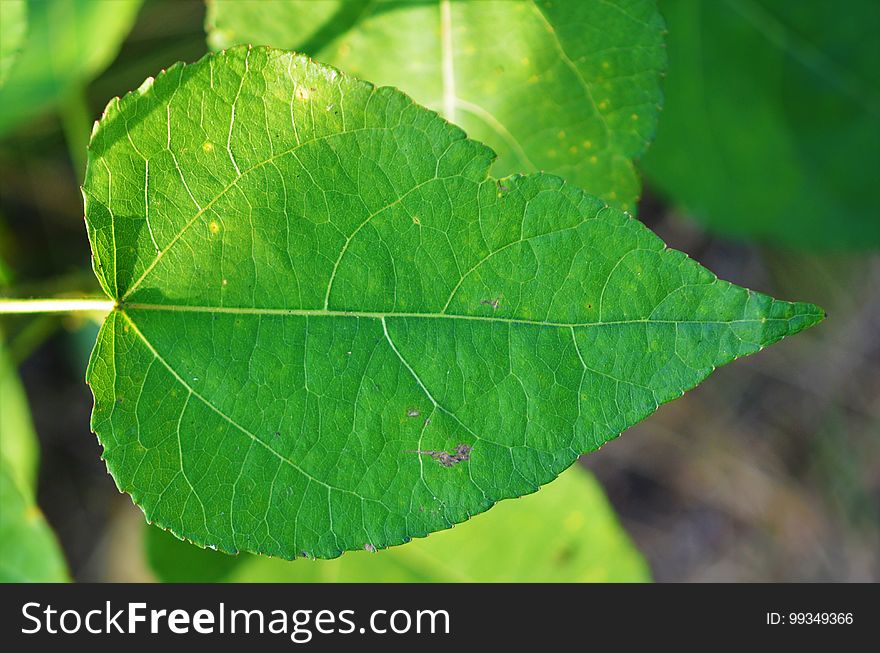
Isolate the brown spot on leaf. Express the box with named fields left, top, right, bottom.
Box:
left=481, top=298, right=500, bottom=310
left=408, top=444, right=472, bottom=468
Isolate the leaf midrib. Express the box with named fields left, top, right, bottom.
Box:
left=120, top=302, right=815, bottom=329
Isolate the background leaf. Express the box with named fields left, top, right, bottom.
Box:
left=642, top=0, right=880, bottom=250
left=0, top=341, right=39, bottom=495
left=147, top=465, right=650, bottom=582
left=0, top=0, right=143, bottom=137
left=207, top=0, right=346, bottom=55
left=205, top=0, right=667, bottom=213
left=84, top=47, right=822, bottom=560
left=0, top=0, right=27, bottom=89
left=0, top=340, right=69, bottom=582
left=0, top=462, right=69, bottom=582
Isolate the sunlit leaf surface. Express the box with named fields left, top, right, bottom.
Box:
left=85, top=47, right=822, bottom=559
left=206, top=0, right=667, bottom=212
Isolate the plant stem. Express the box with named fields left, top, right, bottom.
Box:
left=0, top=298, right=114, bottom=314
left=60, top=86, right=91, bottom=182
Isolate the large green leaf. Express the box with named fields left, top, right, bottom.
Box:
left=642, top=0, right=880, bottom=250
left=205, top=0, right=667, bottom=213
left=147, top=465, right=650, bottom=582
left=0, top=0, right=26, bottom=89
left=0, top=0, right=143, bottom=136
left=84, top=47, right=822, bottom=560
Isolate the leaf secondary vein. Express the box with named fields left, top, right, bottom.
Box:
left=118, top=310, right=381, bottom=504
left=117, top=124, right=399, bottom=303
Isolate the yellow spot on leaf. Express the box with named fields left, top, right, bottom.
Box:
left=598, top=100, right=609, bottom=111
left=590, top=155, right=598, bottom=164
left=296, top=86, right=310, bottom=101
left=582, top=140, right=592, bottom=150
left=202, top=141, right=214, bottom=153
left=209, top=221, right=220, bottom=234
left=564, top=511, right=584, bottom=532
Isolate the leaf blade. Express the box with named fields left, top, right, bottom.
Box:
left=85, top=47, right=822, bottom=559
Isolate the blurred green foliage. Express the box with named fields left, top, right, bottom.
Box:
left=0, top=462, right=69, bottom=582
left=0, top=0, right=143, bottom=136
left=0, top=341, right=38, bottom=494
left=0, top=0, right=27, bottom=88
left=147, top=465, right=650, bottom=582
left=0, top=339, right=69, bottom=582
left=206, top=0, right=667, bottom=213
left=643, top=0, right=880, bottom=250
